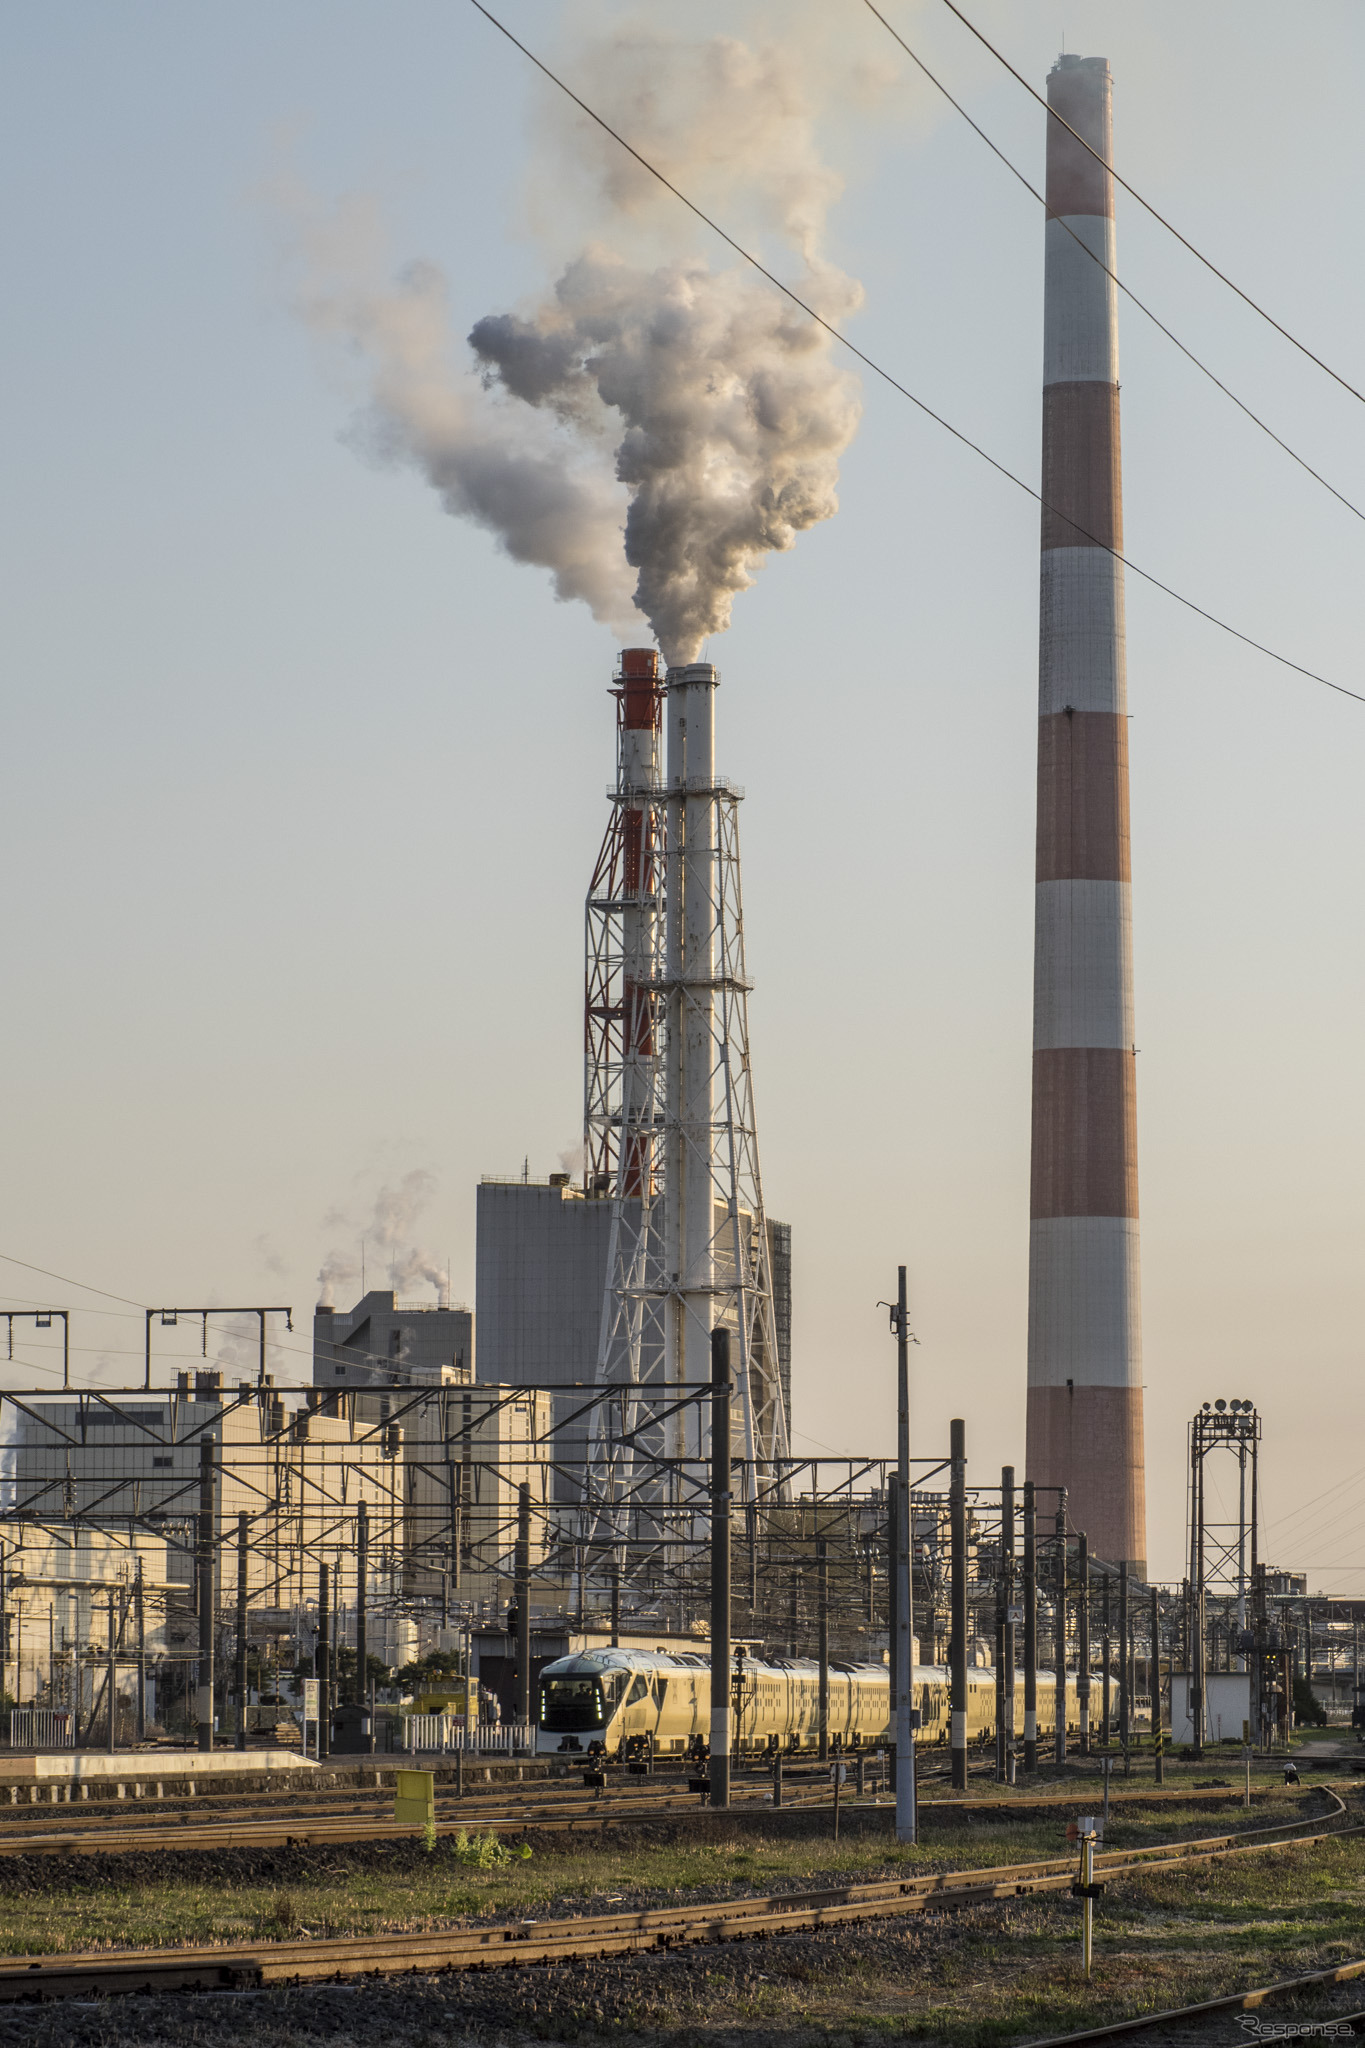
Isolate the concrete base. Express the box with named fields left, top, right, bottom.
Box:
left=0, top=1749, right=314, bottom=1782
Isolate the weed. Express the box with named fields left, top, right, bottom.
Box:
left=446, top=1828, right=532, bottom=1869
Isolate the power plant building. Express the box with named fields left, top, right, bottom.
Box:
left=313, top=1290, right=473, bottom=1389
left=475, top=1176, right=793, bottom=1497
left=1026, top=53, right=1146, bottom=1574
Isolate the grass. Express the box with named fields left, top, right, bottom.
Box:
left=1, top=1764, right=1361, bottom=2046
left=0, top=1772, right=1340, bottom=1958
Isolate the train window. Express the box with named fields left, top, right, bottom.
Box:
left=540, top=1676, right=605, bottom=1731
left=624, top=1674, right=649, bottom=1706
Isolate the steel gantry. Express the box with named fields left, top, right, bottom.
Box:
left=1187, top=1398, right=1261, bottom=1752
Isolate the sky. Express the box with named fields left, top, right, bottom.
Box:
left=1, top=1, right=1363, bottom=1590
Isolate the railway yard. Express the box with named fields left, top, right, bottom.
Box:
left=0, top=1741, right=1361, bottom=2046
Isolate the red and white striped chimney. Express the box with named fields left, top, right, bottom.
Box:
left=1025, top=54, right=1146, bottom=1575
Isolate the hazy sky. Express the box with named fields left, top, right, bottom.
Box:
left=2, top=2, right=1362, bottom=1590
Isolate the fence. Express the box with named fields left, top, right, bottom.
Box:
left=8, top=1709, right=74, bottom=1749
left=402, top=1715, right=534, bottom=1755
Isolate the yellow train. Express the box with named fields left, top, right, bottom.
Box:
left=536, top=1647, right=1081, bottom=1758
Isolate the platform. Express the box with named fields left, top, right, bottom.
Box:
left=0, top=1748, right=315, bottom=1783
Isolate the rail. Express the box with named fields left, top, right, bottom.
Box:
left=1027, top=1955, right=1365, bottom=2045
left=0, top=1784, right=1354, bottom=2003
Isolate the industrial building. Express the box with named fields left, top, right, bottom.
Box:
left=3, top=1368, right=551, bottom=1715
left=1026, top=53, right=1147, bottom=1574
left=313, top=1290, right=473, bottom=1389
left=474, top=1175, right=793, bottom=1498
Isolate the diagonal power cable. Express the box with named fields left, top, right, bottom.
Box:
left=859, top=0, right=1365, bottom=525
left=934, top=0, right=1365, bottom=408
left=465, top=0, right=1364, bottom=708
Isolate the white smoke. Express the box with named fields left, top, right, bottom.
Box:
left=316, top=1170, right=449, bottom=1306
left=470, top=250, right=861, bottom=662
left=284, top=2, right=880, bottom=663
left=210, top=1310, right=262, bottom=1380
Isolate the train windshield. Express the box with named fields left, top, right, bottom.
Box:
left=540, top=1674, right=606, bottom=1732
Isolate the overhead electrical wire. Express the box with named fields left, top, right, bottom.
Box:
left=0, top=1251, right=143, bottom=1310
left=466, top=0, right=1365, bottom=709
left=858, top=0, right=1365, bottom=526
left=931, top=0, right=1365, bottom=410
left=0, top=1251, right=453, bottom=1389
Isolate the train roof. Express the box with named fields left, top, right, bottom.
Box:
left=539, top=1648, right=904, bottom=1680
left=538, top=1650, right=1062, bottom=1683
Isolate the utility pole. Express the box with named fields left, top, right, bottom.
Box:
left=235, top=1512, right=248, bottom=1752
left=950, top=1418, right=967, bottom=1792
left=1118, top=1561, right=1130, bottom=1756
left=892, top=1267, right=917, bottom=1841
left=134, top=1556, right=145, bottom=1745
left=995, top=1591, right=1007, bottom=1784
left=196, top=1439, right=215, bottom=1754
left=1077, top=1533, right=1091, bottom=1756
left=1190, top=1422, right=1206, bottom=1759
left=1023, top=1478, right=1038, bottom=1772
left=817, top=1535, right=829, bottom=1763
left=515, top=1481, right=532, bottom=1732
left=317, top=1561, right=330, bottom=1760
left=710, top=1327, right=732, bottom=1811
left=1002, top=1466, right=1016, bottom=1786
left=356, top=1499, right=370, bottom=1752
left=1054, top=1492, right=1068, bottom=1763
left=610, top=1555, right=621, bottom=1649
left=106, top=1589, right=117, bottom=1755
left=1150, top=1581, right=1163, bottom=1779
left=1101, top=1628, right=1112, bottom=1747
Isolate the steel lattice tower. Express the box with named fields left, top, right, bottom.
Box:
left=585, top=650, right=669, bottom=1506
left=586, top=653, right=788, bottom=1520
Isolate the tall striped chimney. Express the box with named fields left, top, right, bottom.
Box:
left=1026, top=53, right=1146, bottom=1575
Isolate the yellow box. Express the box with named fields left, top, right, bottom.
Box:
left=395, top=1769, right=436, bottom=1826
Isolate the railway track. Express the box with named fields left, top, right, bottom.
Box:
left=0, top=1785, right=1334, bottom=1867
left=1028, top=1955, right=1365, bottom=2045
left=0, top=1767, right=1327, bottom=1857
left=0, top=1770, right=839, bottom=1854
left=0, top=1787, right=1354, bottom=2003
left=0, top=1753, right=1309, bottom=1835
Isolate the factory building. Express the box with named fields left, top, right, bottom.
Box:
left=5, top=1367, right=550, bottom=1697
left=313, top=1289, right=473, bottom=1389
left=8, top=1378, right=404, bottom=1615
left=1026, top=52, right=1147, bottom=1574
left=474, top=1176, right=793, bottom=1497
left=0, top=1525, right=170, bottom=1724
left=397, top=1378, right=552, bottom=1607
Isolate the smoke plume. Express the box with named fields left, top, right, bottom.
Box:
left=286, top=3, right=875, bottom=663
left=316, top=1169, right=450, bottom=1306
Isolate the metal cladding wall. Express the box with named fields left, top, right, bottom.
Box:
left=1026, top=53, right=1146, bottom=1575
left=474, top=1180, right=617, bottom=1502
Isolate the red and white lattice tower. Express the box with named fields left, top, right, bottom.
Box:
left=585, top=648, right=669, bottom=1505
left=585, top=651, right=788, bottom=1516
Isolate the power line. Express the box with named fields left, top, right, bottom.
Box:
left=466, top=0, right=1365, bottom=709
left=858, top=0, right=1365, bottom=525
left=0, top=1253, right=143, bottom=1310
left=932, top=0, right=1365, bottom=409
